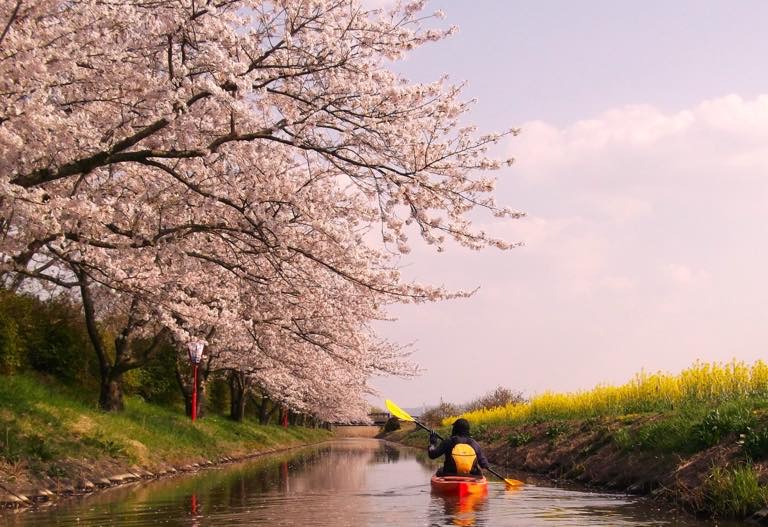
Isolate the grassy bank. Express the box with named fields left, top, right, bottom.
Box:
left=0, top=373, right=331, bottom=498
left=387, top=409, right=768, bottom=520
left=383, top=361, right=768, bottom=521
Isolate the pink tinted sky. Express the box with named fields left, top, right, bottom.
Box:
left=368, top=1, right=768, bottom=409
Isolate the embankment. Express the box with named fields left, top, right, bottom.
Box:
left=0, top=374, right=332, bottom=508
left=383, top=411, right=768, bottom=523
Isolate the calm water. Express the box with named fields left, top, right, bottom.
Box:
left=1, top=439, right=739, bottom=526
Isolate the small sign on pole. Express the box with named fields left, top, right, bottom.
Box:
left=186, top=341, right=205, bottom=422
left=187, top=341, right=204, bottom=365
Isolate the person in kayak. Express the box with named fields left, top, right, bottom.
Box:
left=428, top=418, right=490, bottom=477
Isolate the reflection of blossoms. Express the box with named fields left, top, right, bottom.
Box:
left=1, top=1, right=520, bottom=420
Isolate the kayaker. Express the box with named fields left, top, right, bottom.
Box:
left=428, top=418, right=490, bottom=477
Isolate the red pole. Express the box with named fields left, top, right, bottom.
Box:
left=191, top=363, right=198, bottom=422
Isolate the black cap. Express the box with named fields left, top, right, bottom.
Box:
left=452, top=418, right=470, bottom=436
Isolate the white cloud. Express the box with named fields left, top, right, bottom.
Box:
left=662, top=263, right=712, bottom=288
left=599, top=275, right=635, bottom=291
left=512, top=94, right=768, bottom=186
left=587, top=194, right=654, bottom=223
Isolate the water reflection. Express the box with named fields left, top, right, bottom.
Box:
left=2, top=438, right=743, bottom=527
left=373, top=443, right=401, bottom=464
left=432, top=492, right=490, bottom=527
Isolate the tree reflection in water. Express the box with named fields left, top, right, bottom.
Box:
left=373, top=444, right=401, bottom=464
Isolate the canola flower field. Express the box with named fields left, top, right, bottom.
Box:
left=451, top=360, right=768, bottom=426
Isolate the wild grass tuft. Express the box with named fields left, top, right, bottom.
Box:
left=705, top=464, right=768, bottom=518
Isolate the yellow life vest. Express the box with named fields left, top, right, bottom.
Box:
left=451, top=442, right=477, bottom=475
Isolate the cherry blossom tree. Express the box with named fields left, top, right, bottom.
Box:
left=0, top=0, right=521, bottom=416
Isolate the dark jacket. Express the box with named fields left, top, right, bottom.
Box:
left=428, top=435, right=489, bottom=476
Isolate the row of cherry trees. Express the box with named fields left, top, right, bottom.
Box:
left=0, top=0, right=519, bottom=421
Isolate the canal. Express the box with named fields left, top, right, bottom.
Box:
left=1, top=439, right=740, bottom=526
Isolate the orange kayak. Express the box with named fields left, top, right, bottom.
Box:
left=430, top=475, right=488, bottom=497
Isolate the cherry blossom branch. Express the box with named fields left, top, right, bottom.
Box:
left=0, top=0, right=21, bottom=47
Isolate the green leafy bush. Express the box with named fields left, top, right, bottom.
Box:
left=134, top=342, right=181, bottom=404
left=207, top=375, right=230, bottom=414
left=507, top=430, right=532, bottom=447
left=635, top=417, right=697, bottom=452
left=613, top=428, right=635, bottom=451
left=383, top=416, right=401, bottom=433
left=693, top=405, right=754, bottom=448
left=0, top=311, right=22, bottom=374
left=741, top=426, right=768, bottom=460
left=0, top=291, right=96, bottom=385
left=24, top=434, right=58, bottom=461
left=545, top=422, right=569, bottom=442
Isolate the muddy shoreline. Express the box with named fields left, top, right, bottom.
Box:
left=0, top=438, right=332, bottom=511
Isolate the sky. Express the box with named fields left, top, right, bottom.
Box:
left=368, top=1, right=768, bottom=409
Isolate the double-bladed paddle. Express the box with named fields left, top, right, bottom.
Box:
left=385, top=399, right=523, bottom=488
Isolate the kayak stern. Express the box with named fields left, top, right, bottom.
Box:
left=430, top=475, right=488, bottom=497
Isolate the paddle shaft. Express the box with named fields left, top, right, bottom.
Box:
left=413, top=419, right=443, bottom=440
left=484, top=465, right=510, bottom=483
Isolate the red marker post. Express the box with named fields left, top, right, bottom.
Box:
left=187, top=341, right=205, bottom=422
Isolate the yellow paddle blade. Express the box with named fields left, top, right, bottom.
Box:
left=486, top=465, right=524, bottom=488
left=385, top=399, right=415, bottom=422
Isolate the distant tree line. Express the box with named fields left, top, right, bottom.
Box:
left=420, top=387, right=527, bottom=428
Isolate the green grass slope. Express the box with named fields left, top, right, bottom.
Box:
left=0, top=374, right=331, bottom=491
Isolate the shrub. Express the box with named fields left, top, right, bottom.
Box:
left=741, top=426, right=768, bottom=460
left=464, top=386, right=526, bottom=413
left=634, top=416, right=698, bottom=453
left=545, top=422, right=569, bottom=442
left=382, top=416, right=401, bottom=433
left=134, top=342, right=182, bottom=404
left=693, top=405, right=754, bottom=448
left=613, top=428, right=635, bottom=451
left=0, top=311, right=22, bottom=374
left=30, top=300, right=95, bottom=384
left=207, top=375, right=230, bottom=414
left=422, top=401, right=461, bottom=428
left=507, top=430, right=532, bottom=447
left=0, top=291, right=96, bottom=385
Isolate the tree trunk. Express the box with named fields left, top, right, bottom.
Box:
left=258, top=395, right=271, bottom=425
left=78, top=269, right=126, bottom=412
left=229, top=371, right=246, bottom=422
left=175, top=360, right=192, bottom=417
left=77, top=268, right=164, bottom=412
left=99, top=371, right=124, bottom=412
left=196, top=379, right=207, bottom=419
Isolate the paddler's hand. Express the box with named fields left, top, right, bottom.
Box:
left=429, top=432, right=439, bottom=445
